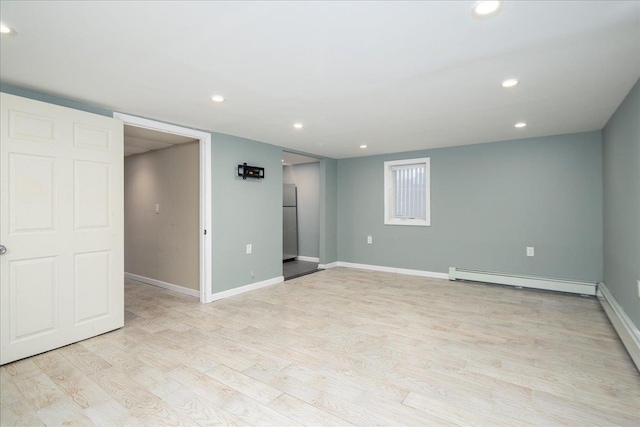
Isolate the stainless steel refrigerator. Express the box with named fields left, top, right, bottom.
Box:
left=283, top=184, right=298, bottom=261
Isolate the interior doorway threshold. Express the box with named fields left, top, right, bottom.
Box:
left=283, top=259, right=322, bottom=281
left=285, top=268, right=322, bottom=281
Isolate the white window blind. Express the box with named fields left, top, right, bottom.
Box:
left=384, top=157, right=430, bottom=226
left=392, top=164, right=426, bottom=220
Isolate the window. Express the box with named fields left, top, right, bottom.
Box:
left=384, top=157, right=430, bottom=226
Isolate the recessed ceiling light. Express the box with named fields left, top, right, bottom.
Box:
left=360, top=145, right=368, bottom=149
left=0, top=23, right=15, bottom=35
left=293, top=123, right=303, bottom=129
left=472, top=1, right=501, bottom=18
left=501, top=78, right=519, bottom=88
left=211, top=95, right=224, bottom=103
left=514, top=122, right=527, bottom=128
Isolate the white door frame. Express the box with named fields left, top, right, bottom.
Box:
left=113, top=112, right=213, bottom=303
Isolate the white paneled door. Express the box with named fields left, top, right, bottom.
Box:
left=0, top=93, right=124, bottom=365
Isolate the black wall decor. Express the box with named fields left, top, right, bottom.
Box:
left=238, top=163, right=265, bottom=179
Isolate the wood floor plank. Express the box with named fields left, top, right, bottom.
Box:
left=167, top=366, right=239, bottom=406
left=0, top=366, right=25, bottom=407
left=89, top=367, right=183, bottom=425
left=203, top=364, right=283, bottom=405
left=36, top=399, right=95, bottom=426
left=3, top=358, right=42, bottom=379
left=403, top=390, right=480, bottom=425
left=11, top=372, right=68, bottom=411
left=0, top=399, right=44, bottom=426
left=82, top=399, right=142, bottom=427
left=268, top=393, right=355, bottom=427
left=221, top=393, right=303, bottom=427
left=46, top=366, right=114, bottom=409
left=157, top=384, right=245, bottom=426
left=532, top=389, right=640, bottom=426
left=243, top=363, right=325, bottom=405
left=58, top=343, right=113, bottom=376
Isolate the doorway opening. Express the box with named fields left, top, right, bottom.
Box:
left=282, top=151, right=321, bottom=280
left=115, top=113, right=213, bottom=303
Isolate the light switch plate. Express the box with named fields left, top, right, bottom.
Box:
left=526, top=247, right=535, bottom=257
left=367, top=236, right=372, bottom=244
left=246, top=244, right=252, bottom=254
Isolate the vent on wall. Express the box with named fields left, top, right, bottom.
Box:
left=449, top=267, right=597, bottom=296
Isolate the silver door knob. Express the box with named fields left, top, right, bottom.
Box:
left=0, top=245, right=6, bottom=255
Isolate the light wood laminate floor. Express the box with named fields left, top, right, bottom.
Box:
left=2, top=268, right=639, bottom=426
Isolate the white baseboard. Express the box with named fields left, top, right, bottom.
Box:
left=125, top=272, right=200, bottom=298
left=210, top=276, right=284, bottom=302
left=318, top=262, right=338, bottom=269
left=336, top=261, right=449, bottom=280
left=296, top=256, right=320, bottom=263
left=597, top=282, right=640, bottom=371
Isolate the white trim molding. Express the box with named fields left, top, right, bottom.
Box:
left=597, top=282, right=640, bottom=371
left=449, top=267, right=597, bottom=296
left=114, top=112, right=213, bottom=304
left=113, top=113, right=210, bottom=139
left=210, top=276, right=284, bottom=302
left=336, top=262, right=448, bottom=279
left=297, top=256, right=320, bottom=263
left=125, top=272, right=200, bottom=298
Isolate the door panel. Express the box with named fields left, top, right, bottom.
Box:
left=10, top=256, right=58, bottom=341
left=10, top=154, right=57, bottom=233
left=73, top=123, right=111, bottom=151
left=1, top=93, right=124, bottom=365
left=74, top=160, right=110, bottom=230
left=74, top=250, right=110, bottom=324
left=9, top=110, right=57, bottom=143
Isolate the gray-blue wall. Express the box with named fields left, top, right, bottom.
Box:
left=337, top=131, right=604, bottom=282
left=603, top=78, right=640, bottom=329
left=320, top=158, right=338, bottom=264
left=212, top=134, right=283, bottom=292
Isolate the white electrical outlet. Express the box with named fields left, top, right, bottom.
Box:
left=367, top=235, right=372, bottom=244
left=246, top=244, right=252, bottom=254
left=155, top=204, right=160, bottom=214
left=526, top=247, right=535, bottom=257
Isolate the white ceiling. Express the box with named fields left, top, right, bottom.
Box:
left=1, top=1, right=638, bottom=159
left=124, top=125, right=198, bottom=157
left=282, top=151, right=320, bottom=166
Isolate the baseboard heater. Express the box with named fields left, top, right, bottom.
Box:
left=449, top=267, right=597, bottom=296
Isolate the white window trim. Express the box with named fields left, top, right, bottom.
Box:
left=384, top=157, right=431, bottom=226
